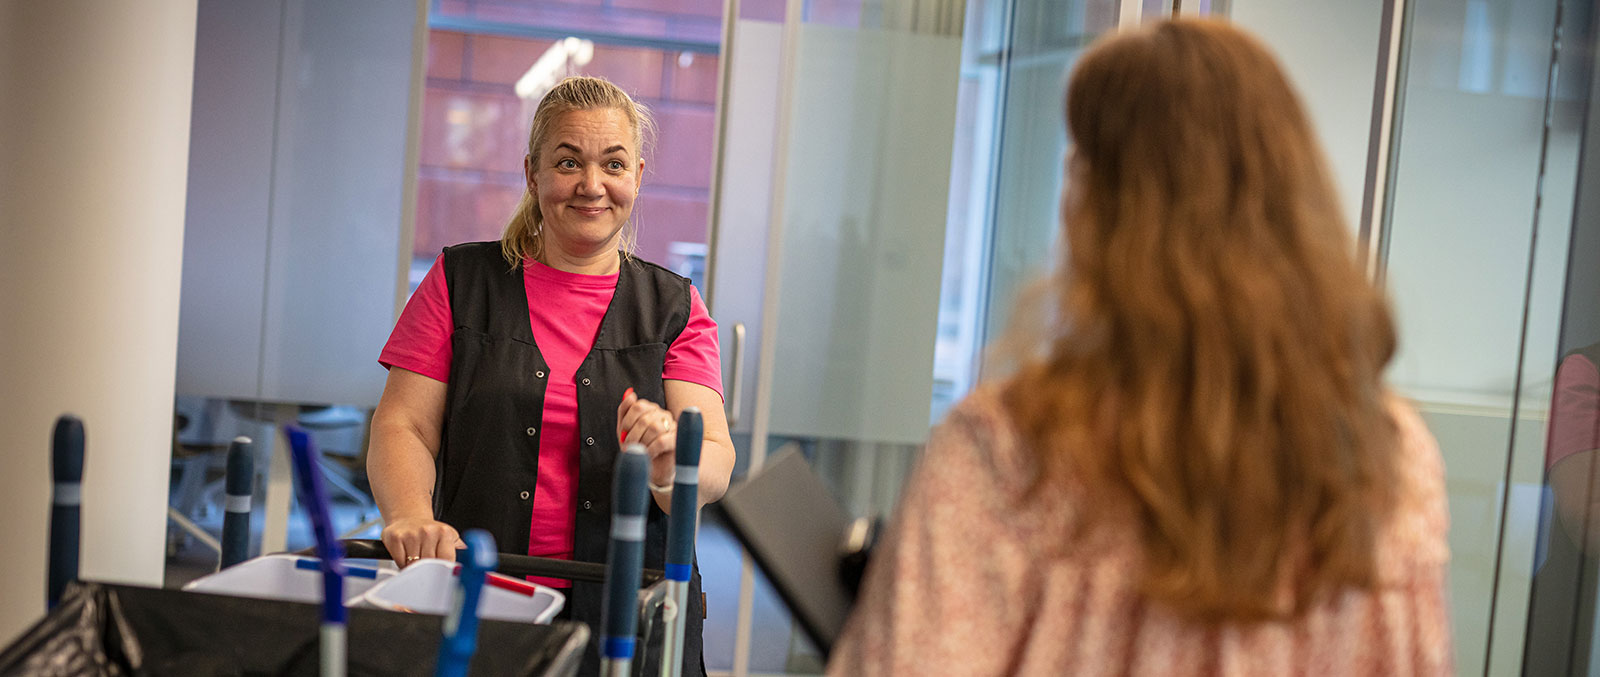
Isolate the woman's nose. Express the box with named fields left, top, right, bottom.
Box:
left=576, top=166, right=603, bottom=195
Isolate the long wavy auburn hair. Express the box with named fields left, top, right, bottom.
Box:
left=1001, top=19, right=1400, bottom=621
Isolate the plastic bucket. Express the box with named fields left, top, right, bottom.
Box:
left=182, top=553, right=393, bottom=605
left=355, top=558, right=564, bottom=624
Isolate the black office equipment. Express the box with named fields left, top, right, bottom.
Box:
left=707, top=446, right=860, bottom=656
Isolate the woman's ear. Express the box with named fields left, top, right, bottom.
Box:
left=524, top=154, right=537, bottom=193
left=635, top=158, right=646, bottom=190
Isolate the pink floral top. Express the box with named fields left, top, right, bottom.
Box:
left=828, top=390, right=1452, bottom=676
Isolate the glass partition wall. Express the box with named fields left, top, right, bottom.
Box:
left=706, top=0, right=1600, bottom=674
left=1375, top=0, right=1593, bottom=674
left=1499, top=1, right=1600, bottom=674
left=703, top=1, right=1169, bottom=674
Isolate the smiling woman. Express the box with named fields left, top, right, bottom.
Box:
left=503, top=77, right=658, bottom=272
left=526, top=108, right=645, bottom=272
left=367, top=76, right=733, bottom=677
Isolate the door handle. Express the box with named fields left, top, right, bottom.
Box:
left=727, top=322, right=746, bottom=428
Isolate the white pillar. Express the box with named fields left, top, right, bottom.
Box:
left=0, top=0, right=197, bottom=644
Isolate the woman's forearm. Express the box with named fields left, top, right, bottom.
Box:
left=651, top=380, right=739, bottom=514
left=696, top=436, right=735, bottom=506
left=648, top=432, right=736, bottom=514
left=367, top=368, right=449, bottom=524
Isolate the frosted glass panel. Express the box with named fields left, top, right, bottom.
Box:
left=177, top=0, right=416, bottom=407
left=767, top=24, right=964, bottom=444
left=710, top=20, right=785, bottom=438
left=258, top=0, right=415, bottom=406
left=177, top=0, right=281, bottom=402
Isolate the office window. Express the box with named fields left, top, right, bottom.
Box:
left=415, top=3, right=725, bottom=291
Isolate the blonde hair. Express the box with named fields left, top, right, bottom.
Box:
left=1001, top=19, right=1399, bottom=621
left=501, top=76, right=656, bottom=267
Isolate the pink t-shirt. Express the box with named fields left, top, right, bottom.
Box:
left=380, top=253, right=723, bottom=587
left=1546, top=353, right=1600, bottom=469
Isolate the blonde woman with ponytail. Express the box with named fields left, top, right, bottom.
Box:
left=369, top=76, right=733, bottom=677
left=829, top=20, right=1450, bottom=676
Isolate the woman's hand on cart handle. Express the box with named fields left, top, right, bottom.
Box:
left=617, top=387, right=677, bottom=487
left=381, top=516, right=464, bottom=566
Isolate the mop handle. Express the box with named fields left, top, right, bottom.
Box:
left=285, top=424, right=346, bottom=677
left=661, top=408, right=703, bottom=677
left=435, top=529, right=497, bottom=677
left=220, top=436, right=254, bottom=569
left=48, top=415, right=84, bottom=608
left=600, top=445, right=650, bottom=677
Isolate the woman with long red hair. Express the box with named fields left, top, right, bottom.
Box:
left=828, top=19, right=1451, bottom=675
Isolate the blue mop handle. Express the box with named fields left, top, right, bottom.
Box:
left=48, top=415, right=84, bottom=608
left=665, top=408, right=702, bottom=576
left=435, top=529, right=497, bottom=677
left=285, top=424, right=346, bottom=677
left=220, top=436, right=254, bottom=569
left=600, top=445, right=651, bottom=675
left=662, top=408, right=702, bottom=677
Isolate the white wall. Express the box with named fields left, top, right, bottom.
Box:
left=0, top=0, right=197, bottom=644
left=178, top=0, right=417, bottom=408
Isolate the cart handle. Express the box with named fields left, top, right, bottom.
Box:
left=323, top=539, right=665, bottom=586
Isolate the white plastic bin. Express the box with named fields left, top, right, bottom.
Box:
left=355, top=558, right=564, bottom=624
left=182, top=553, right=394, bottom=605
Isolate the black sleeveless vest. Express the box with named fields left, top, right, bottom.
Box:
left=437, top=241, right=705, bottom=677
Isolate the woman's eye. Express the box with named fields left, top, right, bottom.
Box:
left=607, top=160, right=625, bottom=171
left=557, top=158, right=578, bottom=169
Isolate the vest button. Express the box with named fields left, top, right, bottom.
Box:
left=519, top=490, right=530, bottom=500
left=525, top=427, right=536, bottom=437
left=585, top=436, right=595, bottom=446
left=581, top=377, right=592, bottom=386
left=536, top=370, right=546, bottom=379
left=583, top=500, right=592, bottom=510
